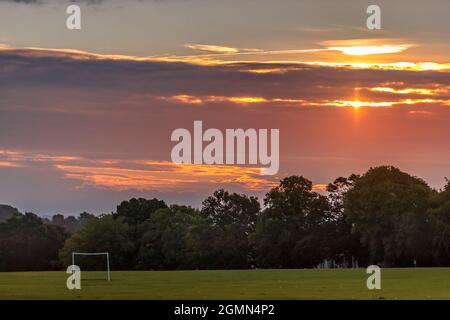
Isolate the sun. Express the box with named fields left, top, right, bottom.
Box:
left=347, top=100, right=363, bottom=109
left=350, top=87, right=362, bottom=109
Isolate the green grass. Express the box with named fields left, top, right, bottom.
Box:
left=0, top=268, right=449, bottom=299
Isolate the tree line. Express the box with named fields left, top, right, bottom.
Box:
left=0, top=166, right=449, bottom=271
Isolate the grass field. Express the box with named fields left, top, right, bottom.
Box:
left=0, top=268, right=449, bottom=300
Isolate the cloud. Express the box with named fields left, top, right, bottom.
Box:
left=158, top=95, right=289, bottom=105
left=0, top=161, right=22, bottom=168
left=330, top=45, right=409, bottom=56
left=1, top=45, right=449, bottom=116
left=185, top=44, right=263, bottom=55
left=56, top=162, right=275, bottom=191
left=408, top=110, right=433, bottom=116
left=2, top=43, right=448, bottom=70
left=312, top=183, right=328, bottom=192
left=321, top=39, right=413, bottom=56
left=0, top=45, right=450, bottom=214
left=0, top=149, right=277, bottom=191
left=169, top=38, right=415, bottom=62
left=185, top=44, right=241, bottom=54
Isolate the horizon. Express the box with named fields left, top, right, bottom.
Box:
left=0, top=164, right=448, bottom=216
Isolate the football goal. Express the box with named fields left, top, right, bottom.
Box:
left=72, top=252, right=111, bottom=281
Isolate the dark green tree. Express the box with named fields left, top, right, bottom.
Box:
left=60, top=215, right=135, bottom=270
left=0, top=212, right=68, bottom=271
left=344, top=166, right=433, bottom=266
left=196, top=190, right=261, bottom=269
left=427, top=181, right=450, bottom=265
left=136, top=205, right=200, bottom=270
left=51, top=212, right=95, bottom=233
left=326, top=176, right=369, bottom=266
left=252, top=176, right=333, bottom=268
left=0, top=204, right=20, bottom=222
left=114, top=198, right=168, bottom=248
left=202, top=189, right=260, bottom=233
left=115, top=198, right=168, bottom=227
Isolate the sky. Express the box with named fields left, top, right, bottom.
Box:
left=0, top=0, right=449, bottom=215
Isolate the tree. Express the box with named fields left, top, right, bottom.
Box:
left=250, top=216, right=296, bottom=268
left=0, top=212, right=68, bottom=271
left=60, top=215, right=135, bottom=270
left=115, top=198, right=168, bottom=227
left=114, top=198, right=168, bottom=244
left=0, top=204, right=20, bottom=222
left=344, top=166, right=433, bottom=266
left=202, top=189, right=260, bottom=233
left=78, top=212, right=95, bottom=225
left=51, top=212, right=95, bottom=233
left=185, top=221, right=252, bottom=270
left=136, top=205, right=200, bottom=270
left=427, top=181, right=450, bottom=265
left=252, top=176, right=333, bottom=268
left=326, top=176, right=369, bottom=266
left=196, top=190, right=261, bottom=269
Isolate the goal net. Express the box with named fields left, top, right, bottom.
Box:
left=71, top=252, right=111, bottom=281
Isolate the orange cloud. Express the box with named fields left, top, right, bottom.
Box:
left=0, top=149, right=276, bottom=191
left=159, top=95, right=309, bottom=106
left=321, top=39, right=413, bottom=56
left=0, top=161, right=21, bottom=168
left=159, top=95, right=270, bottom=105
left=408, top=110, right=433, bottom=115
left=185, top=44, right=241, bottom=54
left=0, top=149, right=81, bottom=163
left=56, top=162, right=276, bottom=191
left=329, top=45, right=410, bottom=56
left=2, top=43, right=450, bottom=71
left=159, top=94, right=449, bottom=109
left=162, top=95, right=204, bottom=104
left=301, top=61, right=450, bottom=71
left=317, top=98, right=448, bottom=108
left=312, top=183, right=328, bottom=192
left=242, top=68, right=296, bottom=74
left=369, top=87, right=448, bottom=95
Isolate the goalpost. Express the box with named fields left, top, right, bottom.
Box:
left=72, top=252, right=111, bottom=281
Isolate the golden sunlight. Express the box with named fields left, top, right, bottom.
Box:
left=329, top=45, right=409, bottom=56
left=370, top=87, right=444, bottom=95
